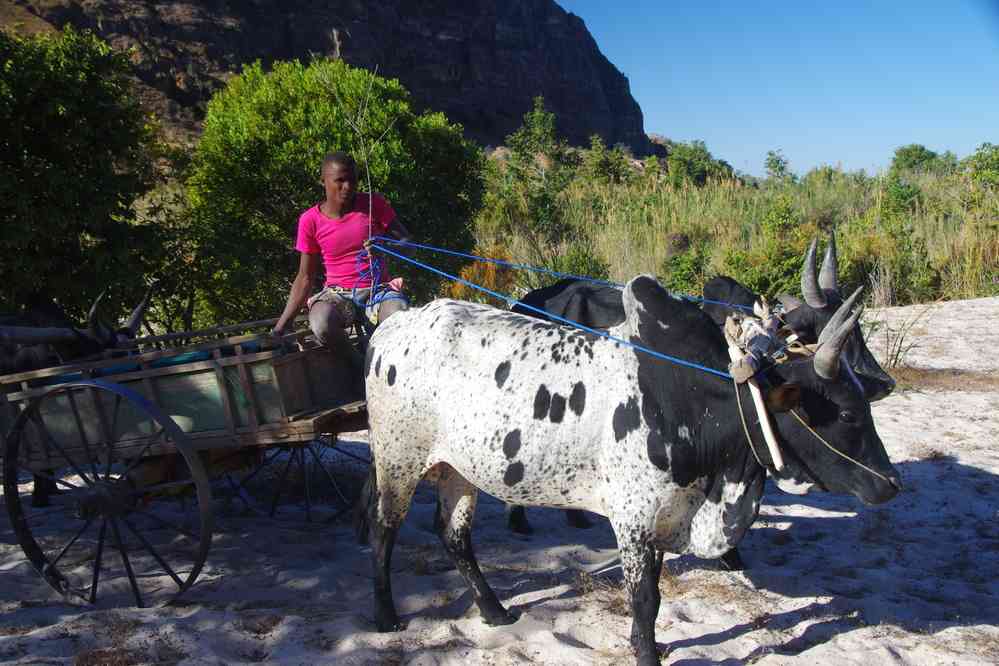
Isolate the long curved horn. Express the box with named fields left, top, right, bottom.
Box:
left=814, top=286, right=864, bottom=379
left=122, top=281, right=157, bottom=338
left=87, top=290, right=108, bottom=332
left=801, top=239, right=827, bottom=308
left=819, top=233, right=839, bottom=294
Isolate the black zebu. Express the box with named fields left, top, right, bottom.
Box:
left=361, top=273, right=900, bottom=666
left=1, top=286, right=155, bottom=506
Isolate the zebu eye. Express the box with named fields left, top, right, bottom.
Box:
left=839, top=410, right=859, bottom=424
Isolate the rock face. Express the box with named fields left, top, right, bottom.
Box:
left=5, top=0, right=653, bottom=154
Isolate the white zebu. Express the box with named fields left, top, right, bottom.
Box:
left=360, top=275, right=899, bottom=665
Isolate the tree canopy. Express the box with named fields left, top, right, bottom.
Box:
left=184, top=57, right=482, bottom=323
left=0, top=27, right=157, bottom=318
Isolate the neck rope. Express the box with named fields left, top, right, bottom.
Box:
left=733, top=379, right=894, bottom=486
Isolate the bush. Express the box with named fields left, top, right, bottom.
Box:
left=185, top=57, right=482, bottom=323
left=890, top=144, right=957, bottom=176
left=964, top=142, right=999, bottom=190
left=666, top=140, right=733, bottom=187
left=580, top=135, right=632, bottom=184
left=0, top=27, right=157, bottom=316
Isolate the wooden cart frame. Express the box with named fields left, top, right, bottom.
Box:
left=1, top=320, right=368, bottom=607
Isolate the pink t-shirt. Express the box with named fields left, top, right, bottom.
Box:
left=295, top=193, right=396, bottom=289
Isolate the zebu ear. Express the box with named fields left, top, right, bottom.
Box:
left=765, top=383, right=801, bottom=412
left=621, top=275, right=677, bottom=336
left=777, top=294, right=803, bottom=312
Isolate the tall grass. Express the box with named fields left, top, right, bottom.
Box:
left=475, top=166, right=999, bottom=305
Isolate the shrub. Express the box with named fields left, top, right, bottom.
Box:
left=581, top=135, right=633, bottom=184
left=666, top=140, right=733, bottom=187
left=890, top=144, right=957, bottom=176
left=0, top=27, right=157, bottom=316
left=964, top=142, right=999, bottom=190
left=185, top=57, right=482, bottom=323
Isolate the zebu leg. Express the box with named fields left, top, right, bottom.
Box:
left=370, top=466, right=420, bottom=632
left=436, top=465, right=516, bottom=626
left=617, top=535, right=665, bottom=666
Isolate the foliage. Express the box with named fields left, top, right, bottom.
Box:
left=964, top=142, right=999, bottom=190
left=472, top=141, right=997, bottom=306
left=660, top=240, right=709, bottom=295
left=185, top=57, right=482, bottom=323
left=665, top=139, right=734, bottom=187
left=0, top=26, right=158, bottom=318
left=474, top=97, right=582, bottom=289
left=880, top=173, right=922, bottom=218
left=890, top=143, right=957, bottom=176
left=764, top=149, right=794, bottom=183
left=580, top=135, right=632, bottom=184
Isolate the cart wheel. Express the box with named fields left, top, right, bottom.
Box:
left=2, top=380, right=213, bottom=607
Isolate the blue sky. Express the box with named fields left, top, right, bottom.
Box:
left=557, top=1, right=999, bottom=176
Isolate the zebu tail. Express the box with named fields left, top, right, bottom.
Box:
left=353, top=465, right=377, bottom=545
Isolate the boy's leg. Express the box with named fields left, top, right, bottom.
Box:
left=375, top=294, right=408, bottom=322
left=308, top=298, right=350, bottom=351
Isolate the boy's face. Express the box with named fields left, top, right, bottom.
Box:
left=321, top=163, right=357, bottom=207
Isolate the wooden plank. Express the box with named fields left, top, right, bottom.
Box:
left=212, top=350, right=237, bottom=435
left=0, top=339, right=284, bottom=386
left=234, top=344, right=260, bottom=430
left=3, top=350, right=281, bottom=401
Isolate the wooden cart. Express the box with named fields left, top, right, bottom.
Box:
left=1, top=321, right=367, bottom=607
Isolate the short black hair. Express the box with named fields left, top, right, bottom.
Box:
left=322, top=151, right=356, bottom=175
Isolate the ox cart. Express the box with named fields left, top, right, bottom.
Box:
left=0, top=321, right=368, bottom=607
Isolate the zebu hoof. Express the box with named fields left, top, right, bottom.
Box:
left=507, top=506, right=533, bottom=535
left=482, top=608, right=518, bottom=626
left=633, top=642, right=668, bottom=666
left=566, top=509, right=593, bottom=529
left=374, top=610, right=405, bottom=633
left=719, top=548, right=745, bottom=571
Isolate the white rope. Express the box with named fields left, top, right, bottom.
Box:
left=789, top=409, right=895, bottom=485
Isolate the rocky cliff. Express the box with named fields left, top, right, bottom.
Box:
left=2, top=0, right=653, bottom=154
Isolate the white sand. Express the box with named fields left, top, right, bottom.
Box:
left=2, top=297, right=998, bottom=665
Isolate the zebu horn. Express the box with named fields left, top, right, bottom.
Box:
left=0, top=326, right=79, bottom=345
left=122, top=281, right=157, bottom=338
left=814, top=286, right=864, bottom=379
left=801, top=239, right=827, bottom=309
left=819, top=233, right=839, bottom=294
left=87, top=290, right=108, bottom=331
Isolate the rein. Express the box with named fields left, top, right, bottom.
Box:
left=788, top=409, right=896, bottom=485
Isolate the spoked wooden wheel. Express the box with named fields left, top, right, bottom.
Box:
left=2, top=380, right=213, bottom=607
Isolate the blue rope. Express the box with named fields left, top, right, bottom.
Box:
left=351, top=249, right=406, bottom=310
left=370, top=244, right=734, bottom=381
left=372, top=236, right=753, bottom=313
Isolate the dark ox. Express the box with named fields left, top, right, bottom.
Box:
left=1, top=287, right=155, bottom=507
left=0, top=287, right=154, bottom=376
left=702, top=235, right=895, bottom=402
left=502, top=235, right=896, bottom=562
left=360, top=275, right=900, bottom=666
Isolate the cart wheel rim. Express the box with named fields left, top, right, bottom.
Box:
left=3, top=380, right=213, bottom=607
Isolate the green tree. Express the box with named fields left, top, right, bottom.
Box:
left=580, top=134, right=632, bottom=184
left=0, top=27, right=157, bottom=316
left=185, top=58, right=482, bottom=323
left=475, top=97, right=582, bottom=287
left=964, top=142, right=999, bottom=189
left=764, top=149, right=793, bottom=183
left=666, top=140, right=733, bottom=187
left=890, top=143, right=957, bottom=176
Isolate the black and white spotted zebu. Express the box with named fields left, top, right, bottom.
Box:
left=361, top=275, right=900, bottom=665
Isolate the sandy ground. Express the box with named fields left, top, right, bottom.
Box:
left=2, top=297, right=998, bottom=665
